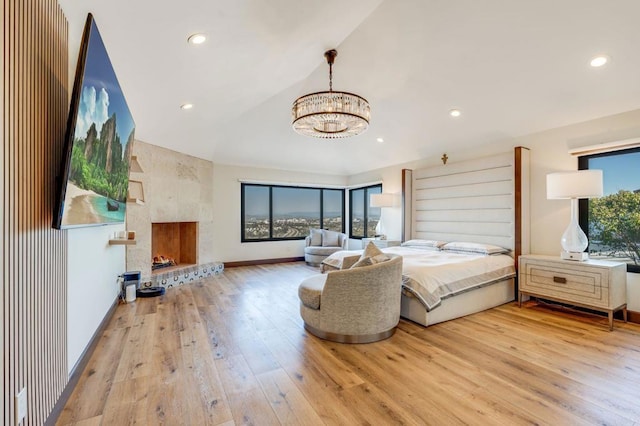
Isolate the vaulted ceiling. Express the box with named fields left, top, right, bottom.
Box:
left=58, top=0, right=640, bottom=175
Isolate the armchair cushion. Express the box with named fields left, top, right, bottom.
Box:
left=309, top=228, right=323, bottom=246
left=306, top=246, right=344, bottom=257
left=361, top=242, right=389, bottom=262
left=350, top=256, right=373, bottom=269
left=371, top=253, right=390, bottom=264
left=321, top=229, right=340, bottom=247
left=340, top=255, right=361, bottom=270
left=298, top=274, right=326, bottom=310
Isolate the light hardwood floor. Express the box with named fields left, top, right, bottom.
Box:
left=57, top=262, right=640, bottom=425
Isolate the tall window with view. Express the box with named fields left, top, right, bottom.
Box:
left=242, top=185, right=270, bottom=240
left=349, top=184, right=382, bottom=238
left=241, top=183, right=345, bottom=242
left=272, top=187, right=320, bottom=238
left=323, top=189, right=344, bottom=232
left=579, top=147, right=640, bottom=273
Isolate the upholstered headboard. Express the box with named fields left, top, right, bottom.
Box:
left=402, top=147, right=530, bottom=257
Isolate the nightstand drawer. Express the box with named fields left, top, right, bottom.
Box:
left=520, top=265, right=609, bottom=307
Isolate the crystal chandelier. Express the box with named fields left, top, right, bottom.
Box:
left=292, top=49, right=370, bottom=138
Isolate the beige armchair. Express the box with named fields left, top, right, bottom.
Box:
left=304, top=229, right=348, bottom=266
left=298, top=254, right=403, bottom=343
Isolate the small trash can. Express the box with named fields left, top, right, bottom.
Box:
left=122, top=271, right=141, bottom=289
left=120, top=271, right=141, bottom=302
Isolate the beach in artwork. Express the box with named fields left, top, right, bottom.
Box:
left=62, top=182, right=125, bottom=226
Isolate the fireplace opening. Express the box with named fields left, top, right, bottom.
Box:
left=151, top=221, right=198, bottom=274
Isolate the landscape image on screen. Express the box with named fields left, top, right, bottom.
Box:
left=60, top=17, right=135, bottom=228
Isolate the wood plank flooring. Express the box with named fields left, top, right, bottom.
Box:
left=57, top=262, right=640, bottom=425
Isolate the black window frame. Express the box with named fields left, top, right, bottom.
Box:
left=349, top=183, right=382, bottom=240
left=241, top=183, right=345, bottom=242
left=579, top=146, right=640, bottom=273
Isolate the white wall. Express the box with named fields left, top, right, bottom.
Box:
left=212, top=164, right=347, bottom=262
left=64, top=18, right=130, bottom=373
left=347, top=108, right=640, bottom=310
left=67, top=224, right=125, bottom=372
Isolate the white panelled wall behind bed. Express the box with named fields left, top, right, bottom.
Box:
left=399, top=147, right=531, bottom=326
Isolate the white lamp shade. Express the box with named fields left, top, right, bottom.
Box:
left=546, top=170, right=603, bottom=199
left=370, top=193, right=397, bottom=207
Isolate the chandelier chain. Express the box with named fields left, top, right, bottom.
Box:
left=329, top=62, right=333, bottom=92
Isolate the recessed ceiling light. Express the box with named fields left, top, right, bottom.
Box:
left=376, top=137, right=384, bottom=143
left=187, top=33, right=207, bottom=45
left=449, top=109, right=461, bottom=117
left=590, top=55, right=609, bottom=67
left=180, top=103, right=193, bottom=110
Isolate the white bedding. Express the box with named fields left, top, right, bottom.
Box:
left=322, top=246, right=516, bottom=311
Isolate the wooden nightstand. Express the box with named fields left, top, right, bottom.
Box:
left=362, top=238, right=401, bottom=249
left=518, top=254, right=627, bottom=330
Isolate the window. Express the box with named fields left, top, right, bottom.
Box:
left=579, top=147, right=640, bottom=273
left=349, top=184, right=382, bottom=239
left=241, top=184, right=344, bottom=242
left=272, top=187, right=320, bottom=238
left=322, top=189, right=344, bottom=232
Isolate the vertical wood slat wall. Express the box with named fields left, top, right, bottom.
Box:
left=2, top=0, right=68, bottom=424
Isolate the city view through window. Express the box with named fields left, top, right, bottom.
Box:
left=242, top=185, right=344, bottom=241
left=350, top=184, right=381, bottom=238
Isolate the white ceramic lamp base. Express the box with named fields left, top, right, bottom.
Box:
left=560, top=251, right=589, bottom=261
left=375, top=220, right=385, bottom=239
left=560, top=199, right=589, bottom=261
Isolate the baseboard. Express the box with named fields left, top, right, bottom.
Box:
left=627, top=310, right=640, bottom=324
left=45, top=297, right=119, bottom=425
left=225, top=256, right=304, bottom=268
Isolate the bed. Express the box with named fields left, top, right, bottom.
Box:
left=325, top=148, right=531, bottom=327
left=322, top=242, right=518, bottom=326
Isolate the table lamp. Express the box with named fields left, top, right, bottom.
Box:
left=546, top=170, right=603, bottom=261
left=370, top=193, right=396, bottom=239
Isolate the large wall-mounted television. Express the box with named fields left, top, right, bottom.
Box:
left=53, top=13, right=135, bottom=229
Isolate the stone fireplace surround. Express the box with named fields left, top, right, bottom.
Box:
left=126, top=140, right=221, bottom=286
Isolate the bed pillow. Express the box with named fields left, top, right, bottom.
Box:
left=309, top=228, right=323, bottom=246
left=401, top=239, right=446, bottom=250
left=339, top=255, right=361, bottom=270
left=321, top=229, right=340, bottom=247
left=441, top=241, right=509, bottom=255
